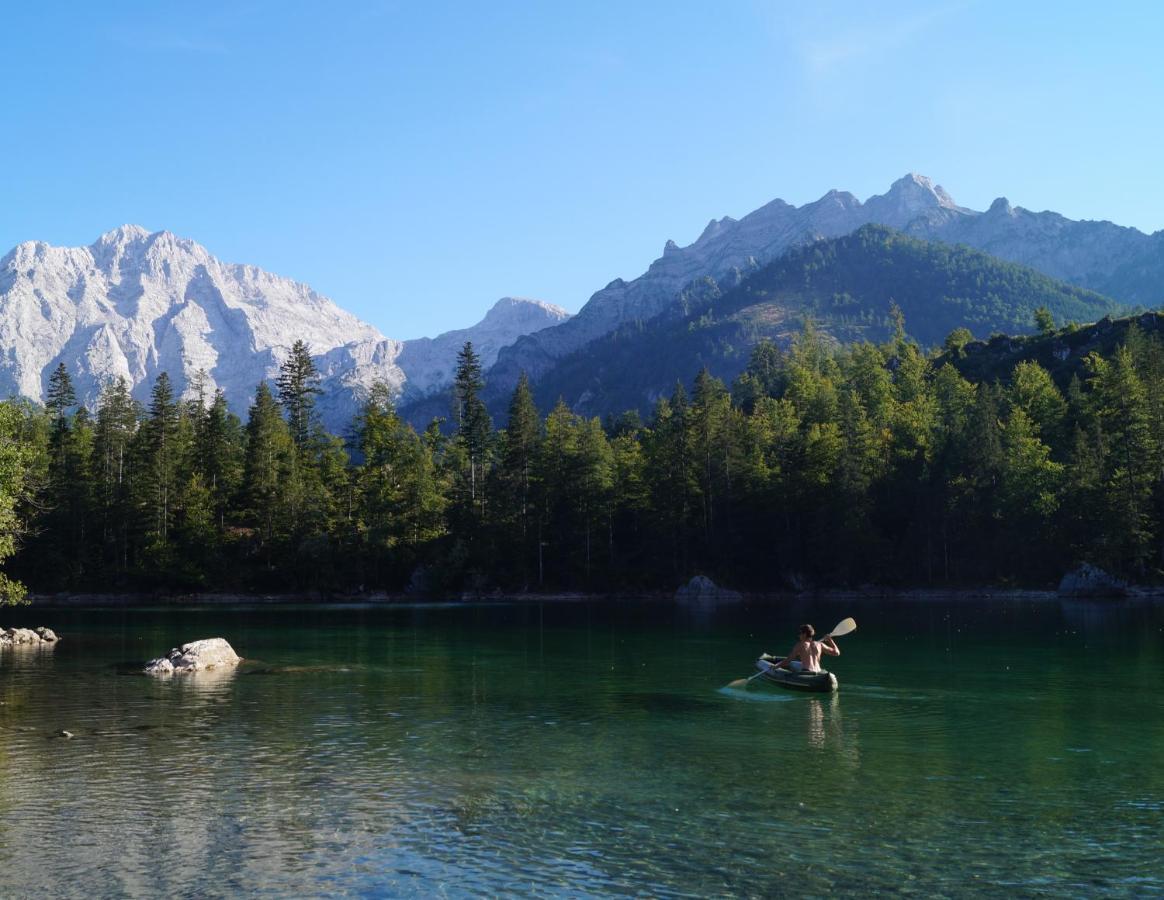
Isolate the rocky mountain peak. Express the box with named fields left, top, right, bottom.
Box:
left=92, top=223, right=151, bottom=246
left=481, top=296, right=571, bottom=326
left=873, top=173, right=960, bottom=213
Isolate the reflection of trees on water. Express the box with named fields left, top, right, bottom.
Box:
left=3, top=600, right=1160, bottom=896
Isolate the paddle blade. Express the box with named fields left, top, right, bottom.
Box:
left=727, top=678, right=749, bottom=689
left=830, top=617, right=857, bottom=638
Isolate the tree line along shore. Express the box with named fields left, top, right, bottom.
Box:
left=2, top=312, right=1163, bottom=604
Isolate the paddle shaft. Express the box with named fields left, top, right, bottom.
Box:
left=730, top=618, right=855, bottom=687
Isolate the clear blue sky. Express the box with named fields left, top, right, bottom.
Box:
left=2, top=1, right=1162, bottom=339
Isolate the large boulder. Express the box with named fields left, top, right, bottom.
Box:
left=144, top=638, right=242, bottom=676
left=0, top=626, right=59, bottom=647
left=1058, top=564, right=1128, bottom=599
left=675, top=575, right=743, bottom=605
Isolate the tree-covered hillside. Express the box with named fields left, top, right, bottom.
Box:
left=6, top=311, right=1164, bottom=598
left=529, top=225, right=1120, bottom=419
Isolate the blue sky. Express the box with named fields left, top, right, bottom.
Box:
left=2, top=1, right=1162, bottom=338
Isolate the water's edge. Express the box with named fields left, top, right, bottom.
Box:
left=21, top=586, right=1164, bottom=607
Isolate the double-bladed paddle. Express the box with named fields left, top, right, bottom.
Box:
left=727, top=617, right=857, bottom=689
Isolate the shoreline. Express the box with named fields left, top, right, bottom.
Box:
left=19, top=586, right=1162, bottom=608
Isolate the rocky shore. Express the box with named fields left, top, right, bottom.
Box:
left=144, top=638, right=242, bottom=675
left=22, top=583, right=1164, bottom=609
left=0, top=626, right=59, bottom=647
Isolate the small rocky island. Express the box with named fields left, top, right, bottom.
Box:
left=144, top=638, right=242, bottom=675
left=0, top=627, right=59, bottom=647
left=675, top=575, right=743, bottom=605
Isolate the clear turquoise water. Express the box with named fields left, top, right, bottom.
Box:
left=1, top=597, right=1161, bottom=897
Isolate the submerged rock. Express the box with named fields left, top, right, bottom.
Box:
left=1058, top=564, right=1127, bottom=599
left=144, top=638, right=242, bottom=676
left=0, top=627, right=60, bottom=647
left=675, top=575, right=742, bottom=605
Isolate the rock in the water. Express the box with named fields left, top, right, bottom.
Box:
left=675, top=575, right=743, bottom=605
left=143, top=657, right=175, bottom=676
left=143, top=638, right=242, bottom=676
left=1058, top=564, right=1128, bottom=599
left=0, top=627, right=60, bottom=647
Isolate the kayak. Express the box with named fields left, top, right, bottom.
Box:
left=752, top=657, right=838, bottom=693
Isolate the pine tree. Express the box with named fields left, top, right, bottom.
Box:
left=276, top=340, right=322, bottom=449
left=453, top=341, right=492, bottom=505
left=197, top=389, right=244, bottom=530
left=575, top=417, right=613, bottom=581
left=1009, top=361, right=1066, bottom=446
left=497, top=373, right=541, bottom=585
left=689, top=368, right=733, bottom=554
left=93, top=379, right=141, bottom=575
left=1086, top=347, right=1156, bottom=572
left=45, top=362, right=77, bottom=466
left=141, top=372, right=181, bottom=548
left=242, top=381, right=295, bottom=567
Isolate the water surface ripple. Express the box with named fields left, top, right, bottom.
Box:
left=1, top=599, right=1161, bottom=896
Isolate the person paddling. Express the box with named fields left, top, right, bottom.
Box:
left=772, top=623, right=839, bottom=674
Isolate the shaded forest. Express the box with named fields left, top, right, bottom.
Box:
left=2, top=310, right=1164, bottom=602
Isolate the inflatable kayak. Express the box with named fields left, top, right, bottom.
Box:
left=752, top=657, right=838, bottom=693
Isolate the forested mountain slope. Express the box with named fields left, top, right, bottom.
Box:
left=527, top=225, right=1119, bottom=419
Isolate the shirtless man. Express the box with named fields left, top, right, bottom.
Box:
left=773, top=624, right=839, bottom=673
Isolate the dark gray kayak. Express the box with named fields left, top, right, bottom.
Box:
left=752, top=658, right=838, bottom=693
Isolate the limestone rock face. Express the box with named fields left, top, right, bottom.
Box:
left=0, top=626, right=59, bottom=647
left=144, top=637, right=242, bottom=675
left=0, top=228, right=566, bottom=432
left=1058, top=564, right=1128, bottom=599
left=675, top=575, right=743, bottom=605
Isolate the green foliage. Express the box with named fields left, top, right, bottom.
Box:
left=11, top=314, right=1164, bottom=594
left=1034, top=306, right=1056, bottom=335
left=530, top=224, right=1119, bottom=422
left=0, top=401, right=38, bottom=603
left=276, top=340, right=322, bottom=448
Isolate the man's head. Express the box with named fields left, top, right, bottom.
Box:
left=798, top=624, right=815, bottom=640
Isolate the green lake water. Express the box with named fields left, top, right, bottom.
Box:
left=1, top=597, right=1161, bottom=897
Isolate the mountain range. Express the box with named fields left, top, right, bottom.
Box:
left=525, top=224, right=1119, bottom=419
left=0, top=225, right=567, bottom=429
left=2, top=173, right=1161, bottom=431
left=476, top=174, right=1161, bottom=414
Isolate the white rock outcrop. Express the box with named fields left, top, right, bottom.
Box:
left=144, top=638, right=242, bottom=675
left=1058, top=564, right=1128, bottom=599
left=675, top=575, right=743, bottom=605
left=0, top=228, right=568, bottom=431
left=0, top=626, right=59, bottom=647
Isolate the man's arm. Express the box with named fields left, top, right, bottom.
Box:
left=820, top=636, right=840, bottom=656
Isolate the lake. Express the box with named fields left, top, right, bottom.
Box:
left=1, top=597, right=1161, bottom=897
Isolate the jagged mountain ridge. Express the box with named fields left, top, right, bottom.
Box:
left=480, top=174, right=1164, bottom=408
left=528, top=225, right=1121, bottom=420
left=0, top=226, right=568, bottom=429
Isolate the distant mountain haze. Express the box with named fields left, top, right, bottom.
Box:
left=0, top=226, right=567, bottom=429
left=478, top=173, right=1163, bottom=410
